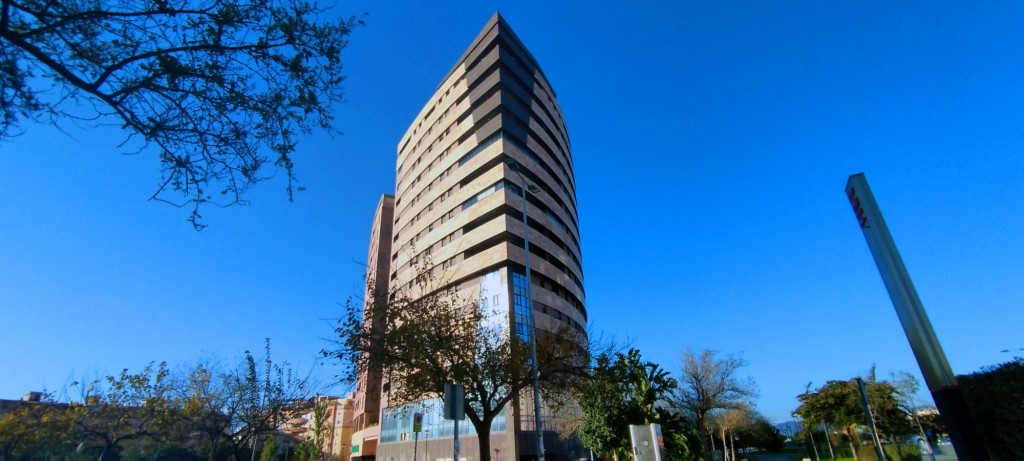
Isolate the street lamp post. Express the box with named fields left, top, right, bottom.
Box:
left=507, top=160, right=546, bottom=461
left=822, top=423, right=835, bottom=460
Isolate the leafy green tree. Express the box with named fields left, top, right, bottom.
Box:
left=176, top=362, right=235, bottom=460
left=656, top=408, right=701, bottom=461
left=795, top=373, right=914, bottom=461
left=798, top=380, right=861, bottom=460
left=1, top=369, right=205, bottom=460
left=260, top=435, right=280, bottom=461
left=732, top=416, right=785, bottom=452
left=863, top=378, right=914, bottom=442
left=292, top=439, right=321, bottom=461
left=305, top=396, right=331, bottom=461
left=917, top=410, right=946, bottom=445
left=69, top=362, right=177, bottom=460
left=0, top=341, right=308, bottom=460
left=0, top=393, right=73, bottom=459
left=958, top=357, right=1024, bottom=460
left=577, top=352, right=634, bottom=459
left=621, top=350, right=677, bottom=424
left=577, top=349, right=695, bottom=461
left=325, top=270, right=590, bottom=461
left=0, top=0, right=361, bottom=228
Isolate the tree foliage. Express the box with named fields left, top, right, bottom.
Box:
left=715, top=405, right=749, bottom=461
left=671, top=348, right=756, bottom=460
left=181, top=339, right=311, bottom=459
left=704, top=406, right=784, bottom=460
left=0, top=394, right=73, bottom=459
left=889, top=371, right=937, bottom=453
left=324, top=270, right=591, bottom=461
left=577, top=349, right=689, bottom=460
left=731, top=415, right=785, bottom=452
left=861, top=379, right=913, bottom=442
left=260, top=435, right=281, bottom=461
left=795, top=371, right=916, bottom=461
left=71, top=361, right=178, bottom=460
left=958, top=357, right=1024, bottom=460
left=917, top=410, right=946, bottom=444
left=0, top=0, right=360, bottom=228
left=576, top=353, right=629, bottom=458
left=795, top=380, right=864, bottom=459
left=0, top=340, right=311, bottom=460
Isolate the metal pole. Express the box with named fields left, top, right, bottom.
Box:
left=856, top=378, right=886, bottom=461
left=914, top=414, right=936, bottom=461
left=454, top=417, right=460, bottom=461
left=822, top=423, right=835, bottom=460
left=509, top=161, right=545, bottom=461
left=807, top=427, right=820, bottom=461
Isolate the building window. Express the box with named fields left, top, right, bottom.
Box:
left=461, top=180, right=506, bottom=210
left=546, top=210, right=566, bottom=230
left=511, top=271, right=534, bottom=345
left=458, top=132, right=502, bottom=166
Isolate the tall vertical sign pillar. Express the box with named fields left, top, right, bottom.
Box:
left=845, top=173, right=988, bottom=460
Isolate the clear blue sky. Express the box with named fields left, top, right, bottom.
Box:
left=2, top=1, right=1022, bottom=423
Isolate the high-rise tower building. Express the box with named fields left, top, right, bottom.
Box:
left=350, top=195, right=394, bottom=461
left=354, top=13, right=586, bottom=461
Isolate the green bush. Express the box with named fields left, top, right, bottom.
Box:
left=959, top=358, right=1024, bottom=460
left=884, top=443, right=922, bottom=461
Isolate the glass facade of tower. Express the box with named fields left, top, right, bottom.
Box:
left=511, top=271, right=533, bottom=342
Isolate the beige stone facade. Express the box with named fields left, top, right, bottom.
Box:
left=351, top=195, right=395, bottom=461
left=282, top=395, right=356, bottom=461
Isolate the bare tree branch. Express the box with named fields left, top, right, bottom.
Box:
left=0, top=0, right=361, bottom=228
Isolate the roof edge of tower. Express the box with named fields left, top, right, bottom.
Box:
left=435, top=12, right=544, bottom=91
left=397, top=13, right=554, bottom=155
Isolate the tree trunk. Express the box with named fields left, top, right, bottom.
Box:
left=98, top=443, right=112, bottom=461
left=207, top=434, right=223, bottom=461
left=709, top=429, right=717, bottom=461
left=472, top=414, right=493, bottom=461
left=479, top=429, right=490, bottom=461
left=728, top=429, right=735, bottom=461
left=724, top=428, right=733, bottom=461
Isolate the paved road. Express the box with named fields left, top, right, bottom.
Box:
left=750, top=456, right=790, bottom=461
